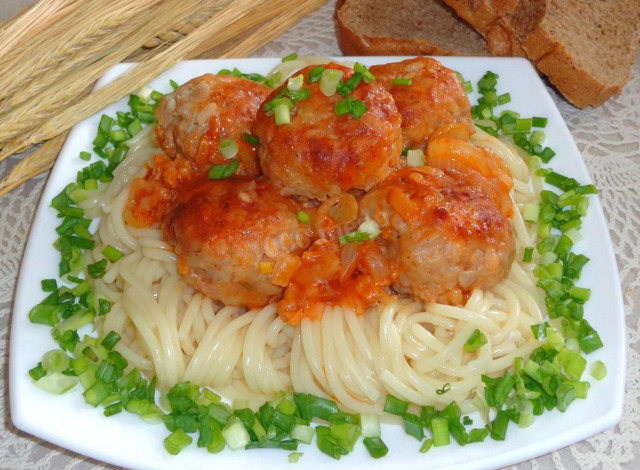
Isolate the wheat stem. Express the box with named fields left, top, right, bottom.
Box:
left=0, top=0, right=261, bottom=162
left=0, top=0, right=231, bottom=146
left=0, top=0, right=83, bottom=57
left=0, top=0, right=162, bottom=108
left=0, top=132, right=67, bottom=198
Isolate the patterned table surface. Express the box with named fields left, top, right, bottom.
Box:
left=1, top=1, right=638, bottom=468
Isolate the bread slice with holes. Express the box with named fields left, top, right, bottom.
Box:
left=335, top=0, right=491, bottom=57
left=442, top=0, right=640, bottom=108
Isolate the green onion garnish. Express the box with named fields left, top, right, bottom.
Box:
left=282, top=52, right=299, bottom=62
left=307, top=65, right=325, bottom=84
left=242, top=132, right=259, bottom=146
left=208, top=159, right=240, bottom=179
left=218, top=137, right=238, bottom=159
left=464, top=329, right=488, bottom=353
left=353, top=62, right=375, bottom=83
left=319, top=69, right=344, bottom=97
left=392, top=77, right=412, bottom=86
left=334, top=96, right=367, bottom=119
left=287, top=74, right=304, bottom=91
left=338, top=231, right=370, bottom=246
left=296, top=210, right=311, bottom=224
left=101, top=245, right=124, bottom=262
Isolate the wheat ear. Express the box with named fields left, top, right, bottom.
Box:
left=0, top=132, right=68, bottom=198
left=0, top=0, right=230, bottom=148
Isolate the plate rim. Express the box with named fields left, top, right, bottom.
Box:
left=9, top=56, right=626, bottom=470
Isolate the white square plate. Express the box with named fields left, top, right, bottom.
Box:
left=10, top=57, right=625, bottom=470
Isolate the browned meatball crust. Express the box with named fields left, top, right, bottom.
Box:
left=166, top=177, right=311, bottom=308
left=359, top=166, right=515, bottom=305
left=252, top=63, right=403, bottom=200
left=370, top=57, right=474, bottom=150
left=155, top=74, right=271, bottom=175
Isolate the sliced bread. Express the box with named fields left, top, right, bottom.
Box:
left=440, top=0, right=525, bottom=56
left=444, top=0, right=640, bottom=108
left=511, top=0, right=640, bottom=108
left=335, top=0, right=491, bottom=57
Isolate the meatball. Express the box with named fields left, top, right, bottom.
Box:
left=370, top=57, right=474, bottom=150
left=359, top=166, right=515, bottom=305
left=155, top=74, right=271, bottom=175
left=166, top=176, right=311, bottom=309
left=252, top=63, right=403, bottom=200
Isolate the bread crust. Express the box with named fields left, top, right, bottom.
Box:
left=337, top=0, right=640, bottom=108
left=511, top=1, right=640, bottom=108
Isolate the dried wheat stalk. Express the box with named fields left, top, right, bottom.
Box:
left=0, top=132, right=68, bottom=198
left=138, top=0, right=228, bottom=50
left=132, top=0, right=327, bottom=61
left=0, top=0, right=232, bottom=148
left=1, top=1, right=160, bottom=112
left=0, top=0, right=328, bottom=194
left=0, top=0, right=162, bottom=106
left=0, top=0, right=263, bottom=161
left=0, top=0, right=83, bottom=57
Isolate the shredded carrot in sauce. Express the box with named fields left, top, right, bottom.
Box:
left=124, top=153, right=199, bottom=227
left=277, top=240, right=398, bottom=325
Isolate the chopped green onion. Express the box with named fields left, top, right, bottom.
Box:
left=338, top=231, right=370, bottom=246
left=41, top=279, right=58, bottom=292
left=406, top=148, right=426, bottom=167
left=164, top=429, right=193, bottom=455
left=523, top=247, right=534, bottom=262
left=363, top=436, right=388, bottom=458
left=354, top=62, right=375, bottom=83
left=218, top=138, right=238, bottom=159
left=359, top=413, right=381, bottom=438
left=100, top=331, right=121, bottom=350
left=35, top=371, right=78, bottom=394
left=41, top=349, right=70, bottom=372
left=296, top=210, right=311, bottom=224
left=383, top=394, right=409, bottom=416
left=274, top=102, right=291, bottom=125
left=29, top=363, right=47, bottom=381
left=222, top=416, right=250, bottom=450
left=291, top=424, right=315, bottom=444
left=431, top=417, right=450, bottom=447
left=242, top=132, right=259, bottom=146
left=402, top=413, right=424, bottom=440
left=463, top=329, right=488, bottom=353
left=101, top=245, right=125, bottom=262
left=282, top=52, right=298, bottom=62
left=419, top=438, right=434, bottom=453
left=309, top=395, right=339, bottom=420
left=532, top=116, right=548, bottom=127
left=392, top=77, right=412, bottom=86
left=590, top=360, right=607, bottom=380
left=208, top=159, right=240, bottom=179
left=287, top=74, right=304, bottom=91
left=319, top=69, right=344, bottom=96
left=87, top=259, right=108, bottom=279
left=337, top=72, right=363, bottom=96
left=330, top=422, right=360, bottom=450
left=334, top=96, right=367, bottom=119
left=356, top=217, right=380, bottom=240
left=307, top=66, right=325, bottom=84
left=288, top=452, right=304, bottom=463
